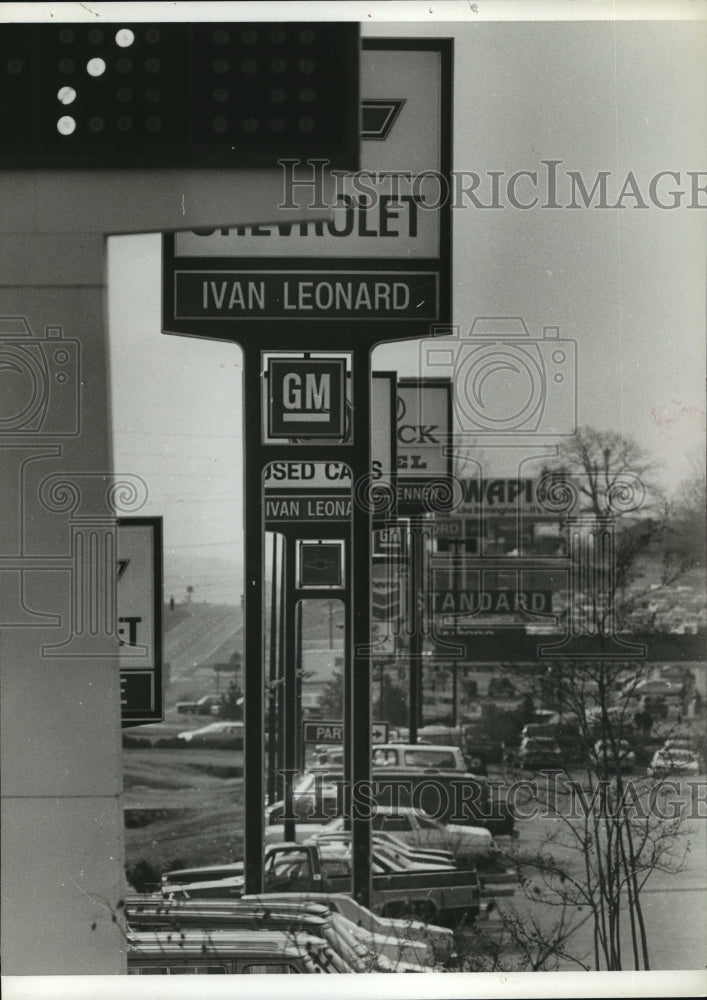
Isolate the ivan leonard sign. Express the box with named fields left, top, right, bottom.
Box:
left=162, top=39, right=451, bottom=346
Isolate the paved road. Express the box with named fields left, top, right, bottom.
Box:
left=486, top=774, right=707, bottom=970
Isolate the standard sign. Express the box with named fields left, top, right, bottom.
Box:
left=118, top=517, right=163, bottom=726
left=269, top=358, right=346, bottom=438
left=303, top=720, right=389, bottom=745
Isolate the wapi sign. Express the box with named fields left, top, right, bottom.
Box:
left=268, top=358, right=346, bottom=438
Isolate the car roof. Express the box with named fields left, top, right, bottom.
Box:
left=127, top=897, right=332, bottom=920
left=192, top=721, right=243, bottom=732
left=128, top=928, right=330, bottom=959
left=375, top=743, right=460, bottom=753
left=163, top=861, right=243, bottom=881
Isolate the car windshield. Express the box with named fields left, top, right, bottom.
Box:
left=402, top=750, right=456, bottom=768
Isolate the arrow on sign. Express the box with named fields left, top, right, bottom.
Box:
left=117, top=559, right=130, bottom=581
left=371, top=724, right=389, bottom=743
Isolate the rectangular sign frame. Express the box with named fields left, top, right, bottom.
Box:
left=302, top=719, right=389, bottom=745
left=118, top=516, right=164, bottom=727
left=162, top=38, right=452, bottom=348
left=396, top=377, right=454, bottom=517
left=268, top=357, right=347, bottom=438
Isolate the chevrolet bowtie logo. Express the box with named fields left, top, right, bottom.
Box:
left=361, top=99, right=406, bottom=139
left=307, top=556, right=337, bottom=571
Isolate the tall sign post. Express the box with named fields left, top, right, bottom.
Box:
left=163, top=37, right=452, bottom=905
left=396, top=378, right=454, bottom=741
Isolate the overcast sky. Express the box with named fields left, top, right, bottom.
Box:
left=107, top=11, right=706, bottom=604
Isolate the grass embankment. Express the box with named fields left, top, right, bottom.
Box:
left=123, top=747, right=245, bottom=875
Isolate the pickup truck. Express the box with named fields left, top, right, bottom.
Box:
left=319, top=808, right=518, bottom=892
left=163, top=842, right=481, bottom=925
left=371, top=743, right=468, bottom=771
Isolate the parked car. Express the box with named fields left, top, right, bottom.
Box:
left=126, top=894, right=431, bottom=972
left=319, top=809, right=518, bottom=893
left=176, top=721, right=244, bottom=748
left=266, top=766, right=516, bottom=836
left=163, top=841, right=482, bottom=925
left=243, top=892, right=456, bottom=967
left=371, top=743, right=468, bottom=771
left=323, top=807, right=488, bottom=859
left=316, top=834, right=457, bottom=875
left=647, top=746, right=700, bottom=777
left=313, top=745, right=344, bottom=767
left=176, top=694, right=223, bottom=716
left=593, top=739, right=636, bottom=774
left=315, top=742, right=474, bottom=774
left=128, top=928, right=351, bottom=974
left=513, top=737, right=564, bottom=771
left=521, top=723, right=558, bottom=739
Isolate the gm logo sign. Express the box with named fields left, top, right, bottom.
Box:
left=268, top=358, right=346, bottom=438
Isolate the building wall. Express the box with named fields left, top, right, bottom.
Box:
left=0, top=238, right=128, bottom=973
left=0, top=154, right=337, bottom=975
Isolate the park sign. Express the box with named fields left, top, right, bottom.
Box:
left=118, top=517, right=163, bottom=726
left=303, top=719, right=389, bottom=745
left=163, top=39, right=452, bottom=346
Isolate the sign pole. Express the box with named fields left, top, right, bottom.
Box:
left=267, top=534, right=279, bottom=805
left=243, top=344, right=266, bottom=895
left=408, top=518, right=423, bottom=744
left=349, top=357, right=372, bottom=908
left=296, top=599, right=304, bottom=772
left=277, top=532, right=287, bottom=804
left=283, top=534, right=298, bottom=844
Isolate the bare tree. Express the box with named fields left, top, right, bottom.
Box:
left=499, top=427, right=702, bottom=971
left=507, top=659, right=692, bottom=971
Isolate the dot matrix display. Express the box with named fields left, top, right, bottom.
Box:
left=0, top=23, right=359, bottom=168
